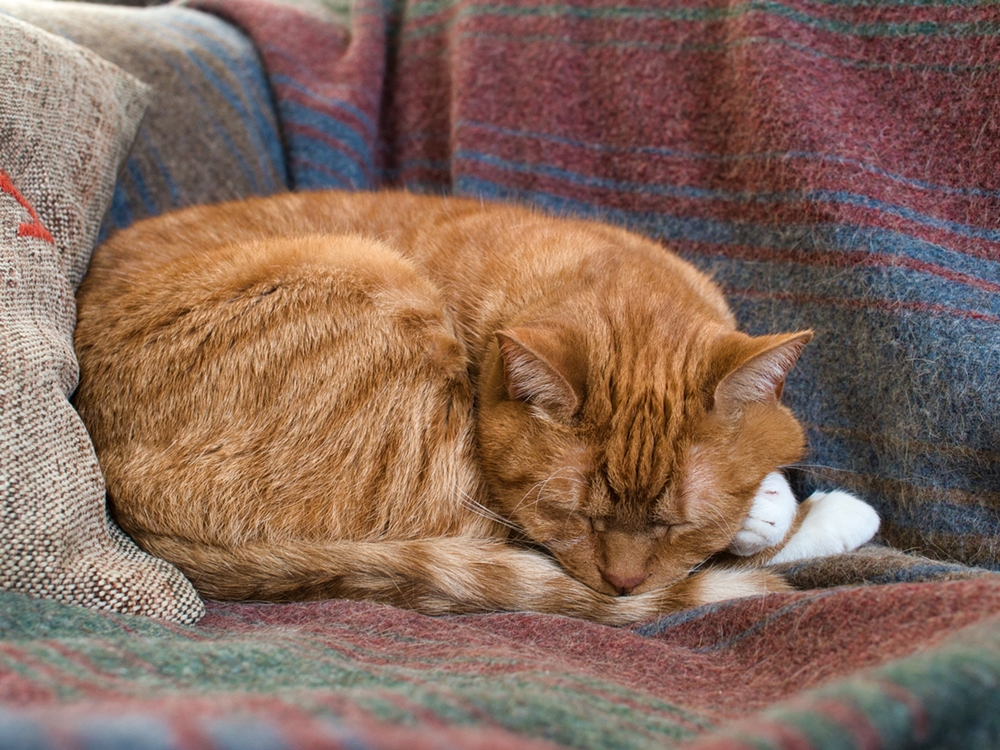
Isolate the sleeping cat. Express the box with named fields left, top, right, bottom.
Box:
left=72, top=191, right=878, bottom=625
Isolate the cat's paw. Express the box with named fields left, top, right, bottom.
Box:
left=767, top=490, right=880, bottom=565
left=727, top=472, right=797, bottom=556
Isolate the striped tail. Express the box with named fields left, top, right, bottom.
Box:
left=143, top=535, right=788, bottom=626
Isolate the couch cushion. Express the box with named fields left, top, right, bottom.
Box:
left=0, top=12, right=203, bottom=623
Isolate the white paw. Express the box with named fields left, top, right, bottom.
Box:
left=728, top=472, right=797, bottom=556
left=767, top=490, right=880, bottom=565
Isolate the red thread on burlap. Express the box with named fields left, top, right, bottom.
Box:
left=0, top=170, right=55, bottom=244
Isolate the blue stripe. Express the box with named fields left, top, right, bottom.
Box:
left=455, top=150, right=1000, bottom=244
left=163, top=59, right=260, bottom=191
left=0, top=712, right=50, bottom=750
left=454, top=177, right=1000, bottom=284
left=632, top=599, right=737, bottom=637
left=77, top=715, right=176, bottom=750
left=185, top=51, right=277, bottom=191
left=203, top=719, right=293, bottom=750
left=728, top=260, right=1000, bottom=317
left=638, top=591, right=840, bottom=644
left=280, top=100, right=374, bottom=168
left=458, top=121, right=1000, bottom=201
left=137, top=131, right=181, bottom=207
left=888, top=562, right=996, bottom=579
left=125, top=161, right=158, bottom=217
left=158, top=12, right=287, bottom=189
left=269, top=75, right=377, bottom=138
left=103, top=183, right=134, bottom=234
left=280, top=101, right=375, bottom=187
left=289, top=160, right=353, bottom=190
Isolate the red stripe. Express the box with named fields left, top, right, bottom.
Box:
left=0, top=170, right=54, bottom=245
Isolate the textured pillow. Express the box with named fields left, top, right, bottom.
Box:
left=0, top=13, right=204, bottom=623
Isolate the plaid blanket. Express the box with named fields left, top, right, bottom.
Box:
left=4, top=576, right=1000, bottom=749
left=2, top=0, right=999, bottom=747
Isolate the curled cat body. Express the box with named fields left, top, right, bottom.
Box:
left=73, top=191, right=878, bottom=625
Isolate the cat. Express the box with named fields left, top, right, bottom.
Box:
left=72, top=190, right=878, bottom=625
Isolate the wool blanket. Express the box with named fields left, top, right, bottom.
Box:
left=3, top=574, right=1000, bottom=750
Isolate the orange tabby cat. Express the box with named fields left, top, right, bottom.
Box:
left=73, top=191, right=861, bottom=624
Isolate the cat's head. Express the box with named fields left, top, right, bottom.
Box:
left=477, top=316, right=812, bottom=596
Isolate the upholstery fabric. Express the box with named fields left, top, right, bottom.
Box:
left=189, top=0, right=1000, bottom=569
left=0, top=12, right=203, bottom=623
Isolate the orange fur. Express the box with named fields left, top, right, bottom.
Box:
left=73, top=191, right=810, bottom=624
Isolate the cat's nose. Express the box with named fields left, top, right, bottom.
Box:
left=601, top=570, right=648, bottom=595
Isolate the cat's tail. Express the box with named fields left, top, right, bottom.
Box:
left=144, top=535, right=788, bottom=626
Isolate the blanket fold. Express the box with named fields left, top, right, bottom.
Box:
left=3, top=578, right=1000, bottom=749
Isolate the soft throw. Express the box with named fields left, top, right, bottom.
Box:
left=3, top=576, right=1000, bottom=749
left=1, top=1, right=999, bottom=748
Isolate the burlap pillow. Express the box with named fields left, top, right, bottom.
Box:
left=0, top=13, right=204, bottom=623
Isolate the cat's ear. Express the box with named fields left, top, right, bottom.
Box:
left=496, top=323, right=586, bottom=421
left=713, top=331, right=813, bottom=410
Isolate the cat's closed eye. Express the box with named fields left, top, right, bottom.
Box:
left=651, top=523, right=673, bottom=539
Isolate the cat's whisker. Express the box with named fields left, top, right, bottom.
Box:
left=687, top=560, right=707, bottom=575
left=511, top=468, right=572, bottom=516
left=696, top=503, right=738, bottom=540
left=457, top=489, right=521, bottom=532
left=531, top=466, right=588, bottom=521
left=786, top=463, right=861, bottom=477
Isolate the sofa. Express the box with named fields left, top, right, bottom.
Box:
left=1, top=0, right=999, bottom=748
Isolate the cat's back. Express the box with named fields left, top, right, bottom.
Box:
left=86, top=190, right=734, bottom=333
left=75, top=208, right=486, bottom=548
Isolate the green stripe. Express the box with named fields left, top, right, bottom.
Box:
left=732, top=621, right=1000, bottom=749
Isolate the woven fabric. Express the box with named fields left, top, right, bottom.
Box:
left=187, top=0, right=1000, bottom=569
left=0, top=0, right=289, bottom=236
left=1, top=579, right=1000, bottom=749
left=0, top=12, right=203, bottom=623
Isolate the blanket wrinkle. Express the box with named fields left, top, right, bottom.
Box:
left=4, top=579, right=1000, bottom=747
